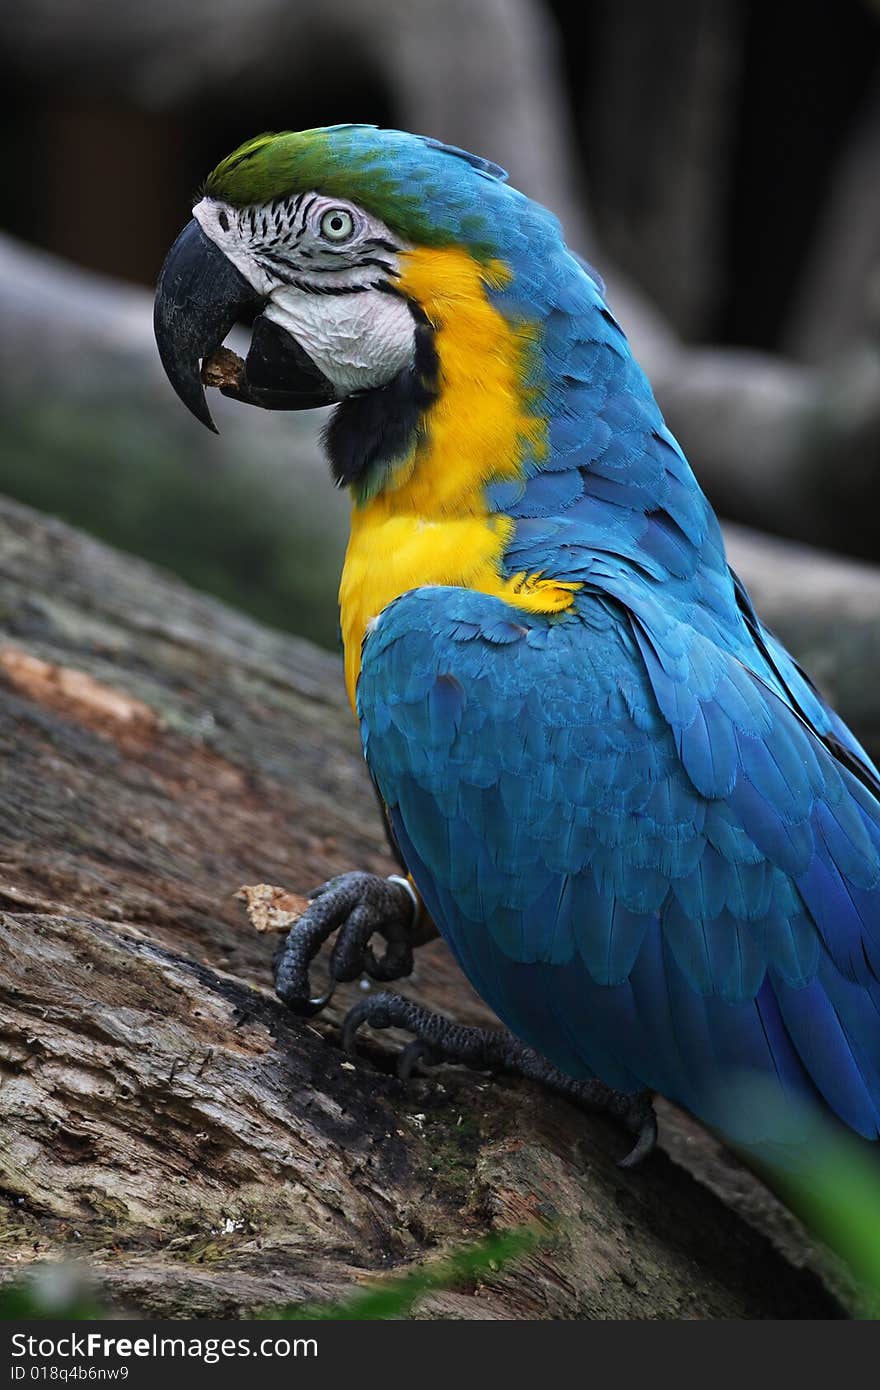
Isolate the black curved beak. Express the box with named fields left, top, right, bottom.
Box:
left=154, top=219, right=261, bottom=432
left=154, top=219, right=338, bottom=432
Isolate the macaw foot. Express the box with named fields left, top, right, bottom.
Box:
left=273, top=871, right=436, bottom=1017
left=342, top=991, right=657, bottom=1169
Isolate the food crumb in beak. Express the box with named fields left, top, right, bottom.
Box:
left=201, top=346, right=245, bottom=392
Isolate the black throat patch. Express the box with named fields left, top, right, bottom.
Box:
left=322, top=302, right=439, bottom=498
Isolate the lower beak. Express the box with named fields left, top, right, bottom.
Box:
left=154, top=219, right=338, bottom=432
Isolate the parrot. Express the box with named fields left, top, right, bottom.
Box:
left=154, top=124, right=880, bottom=1170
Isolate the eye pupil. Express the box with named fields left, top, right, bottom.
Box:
left=320, top=207, right=354, bottom=241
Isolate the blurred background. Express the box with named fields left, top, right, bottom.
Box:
left=2, top=0, right=880, bottom=650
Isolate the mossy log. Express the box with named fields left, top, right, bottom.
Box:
left=0, top=495, right=857, bottom=1319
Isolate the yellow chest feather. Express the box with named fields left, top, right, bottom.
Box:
left=338, top=245, right=577, bottom=712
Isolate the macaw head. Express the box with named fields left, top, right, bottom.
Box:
left=154, top=125, right=585, bottom=495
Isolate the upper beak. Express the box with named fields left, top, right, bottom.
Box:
left=154, top=218, right=338, bottom=432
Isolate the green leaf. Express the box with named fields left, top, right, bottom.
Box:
left=260, top=1225, right=544, bottom=1321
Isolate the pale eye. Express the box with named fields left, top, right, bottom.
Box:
left=319, top=207, right=355, bottom=242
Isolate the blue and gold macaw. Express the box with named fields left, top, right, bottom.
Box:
left=155, top=126, right=880, bottom=1167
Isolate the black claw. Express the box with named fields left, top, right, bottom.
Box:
left=398, top=1039, right=436, bottom=1081
left=617, top=1102, right=658, bottom=1169
left=276, top=986, right=335, bottom=1019
left=342, top=997, right=378, bottom=1053
left=308, top=986, right=336, bottom=1015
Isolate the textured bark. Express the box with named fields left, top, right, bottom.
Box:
left=0, top=495, right=864, bottom=1319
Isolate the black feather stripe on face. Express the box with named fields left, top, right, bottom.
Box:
left=258, top=249, right=398, bottom=279
left=323, top=303, right=439, bottom=495
left=254, top=258, right=379, bottom=295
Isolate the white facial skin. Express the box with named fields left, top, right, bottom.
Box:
left=193, top=193, right=416, bottom=396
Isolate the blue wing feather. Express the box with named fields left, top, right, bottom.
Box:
left=359, top=585, right=880, bottom=1154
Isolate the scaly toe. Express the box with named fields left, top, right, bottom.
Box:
left=397, top=1038, right=437, bottom=1081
